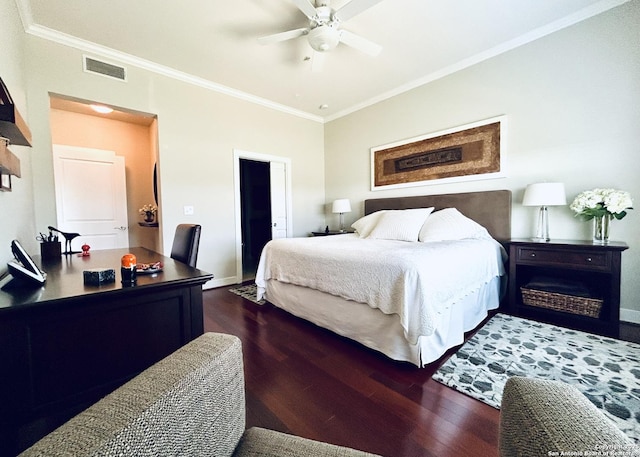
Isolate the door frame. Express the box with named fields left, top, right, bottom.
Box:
left=233, top=149, right=292, bottom=283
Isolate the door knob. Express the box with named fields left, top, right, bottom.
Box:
left=114, top=226, right=128, bottom=231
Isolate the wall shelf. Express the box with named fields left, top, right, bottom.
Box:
left=0, top=78, right=31, bottom=191
left=0, top=106, right=32, bottom=146
left=0, top=138, right=20, bottom=191
left=0, top=78, right=32, bottom=147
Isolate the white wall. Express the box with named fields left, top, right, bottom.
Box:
left=22, top=35, right=325, bottom=287
left=0, top=0, right=37, bottom=265
left=324, top=2, right=640, bottom=321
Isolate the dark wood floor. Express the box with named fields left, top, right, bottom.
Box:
left=204, top=286, right=640, bottom=457
left=203, top=286, right=502, bottom=457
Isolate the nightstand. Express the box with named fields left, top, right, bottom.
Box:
left=311, top=230, right=354, bottom=236
left=507, top=239, right=628, bottom=337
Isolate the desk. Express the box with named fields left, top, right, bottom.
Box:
left=0, top=247, right=213, bottom=455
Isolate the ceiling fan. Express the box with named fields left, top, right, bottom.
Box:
left=258, top=0, right=384, bottom=71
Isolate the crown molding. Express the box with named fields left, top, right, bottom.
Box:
left=15, top=0, right=629, bottom=124
left=14, top=0, right=323, bottom=123
left=324, top=0, right=631, bottom=122
left=14, top=0, right=33, bottom=32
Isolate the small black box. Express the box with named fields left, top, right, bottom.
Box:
left=83, top=268, right=116, bottom=286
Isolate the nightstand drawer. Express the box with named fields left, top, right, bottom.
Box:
left=516, top=247, right=610, bottom=270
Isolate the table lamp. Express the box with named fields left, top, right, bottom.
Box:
left=522, top=183, right=566, bottom=241
left=332, top=199, right=352, bottom=232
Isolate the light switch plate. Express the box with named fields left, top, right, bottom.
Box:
left=183, top=205, right=194, bottom=215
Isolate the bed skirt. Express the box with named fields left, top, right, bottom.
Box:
left=262, top=276, right=502, bottom=367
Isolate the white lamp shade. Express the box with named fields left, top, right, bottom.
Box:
left=522, top=183, right=567, bottom=206
left=332, top=199, right=352, bottom=213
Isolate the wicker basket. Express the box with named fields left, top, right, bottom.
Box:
left=520, top=287, right=603, bottom=318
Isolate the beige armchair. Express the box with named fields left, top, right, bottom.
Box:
left=500, top=376, right=638, bottom=457
left=20, top=333, right=380, bottom=457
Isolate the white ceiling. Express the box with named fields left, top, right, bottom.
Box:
left=17, top=0, right=628, bottom=121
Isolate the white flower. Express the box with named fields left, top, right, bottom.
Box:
left=605, top=190, right=633, bottom=214
left=570, top=188, right=633, bottom=220
left=139, top=204, right=158, bottom=215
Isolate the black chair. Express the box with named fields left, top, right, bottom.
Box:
left=170, top=224, right=201, bottom=268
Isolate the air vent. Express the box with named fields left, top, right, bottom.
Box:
left=83, top=56, right=127, bottom=82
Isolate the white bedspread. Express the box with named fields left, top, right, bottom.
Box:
left=255, top=234, right=506, bottom=344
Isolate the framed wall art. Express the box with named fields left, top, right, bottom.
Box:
left=371, top=116, right=506, bottom=191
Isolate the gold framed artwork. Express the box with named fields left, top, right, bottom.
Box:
left=371, top=116, right=506, bottom=190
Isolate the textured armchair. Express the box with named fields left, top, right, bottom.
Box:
left=499, top=376, right=638, bottom=457
left=20, top=333, right=379, bottom=457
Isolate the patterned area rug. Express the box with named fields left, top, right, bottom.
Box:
left=433, top=313, right=640, bottom=442
left=229, top=284, right=264, bottom=304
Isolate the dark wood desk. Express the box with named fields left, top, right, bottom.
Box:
left=0, top=247, right=213, bottom=456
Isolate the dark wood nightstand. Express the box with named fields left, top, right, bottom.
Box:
left=507, top=239, right=628, bottom=337
left=311, top=230, right=354, bottom=236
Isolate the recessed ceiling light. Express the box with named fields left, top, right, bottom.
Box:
left=319, top=104, right=329, bottom=110
left=90, top=104, right=113, bottom=114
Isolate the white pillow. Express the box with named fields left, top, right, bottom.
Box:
left=351, top=210, right=386, bottom=238
left=367, top=207, right=434, bottom=242
left=418, top=208, right=489, bottom=242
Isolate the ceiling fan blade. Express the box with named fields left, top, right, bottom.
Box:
left=339, top=30, right=382, bottom=56
left=291, top=0, right=319, bottom=20
left=258, top=27, right=309, bottom=44
left=333, top=0, right=384, bottom=22
left=311, top=51, right=325, bottom=73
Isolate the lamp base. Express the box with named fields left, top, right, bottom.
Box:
left=532, top=206, right=550, bottom=242
left=529, top=236, right=550, bottom=243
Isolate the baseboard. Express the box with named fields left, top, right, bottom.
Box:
left=620, top=308, right=640, bottom=324
left=203, top=276, right=239, bottom=290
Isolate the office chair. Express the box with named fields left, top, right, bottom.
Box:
left=170, top=224, right=201, bottom=268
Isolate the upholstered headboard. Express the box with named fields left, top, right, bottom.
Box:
left=364, top=190, right=512, bottom=242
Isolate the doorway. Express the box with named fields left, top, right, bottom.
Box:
left=234, top=149, right=292, bottom=283
left=49, top=95, right=160, bottom=252
left=240, top=159, right=271, bottom=279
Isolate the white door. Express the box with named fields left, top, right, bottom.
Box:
left=53, top=145, right=129, bottom=250
left=270, top=162, right=287, bottom=239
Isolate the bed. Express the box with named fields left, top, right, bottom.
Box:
left=255, top=190, right=512, bottom=367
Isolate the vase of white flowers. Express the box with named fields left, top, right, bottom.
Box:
left=569, top=188, right=633, bottom=243
left=139, top=203, right=158, bottom=223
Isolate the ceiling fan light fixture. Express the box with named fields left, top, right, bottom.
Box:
left=307, top=25, right=340, bottom=52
